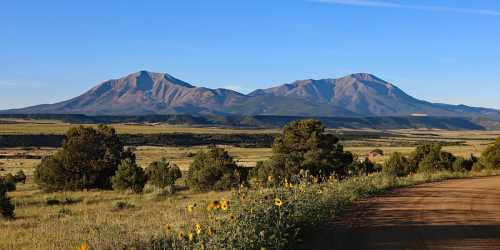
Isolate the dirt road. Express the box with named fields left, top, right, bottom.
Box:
left=306, top=176, right=500, bottom=250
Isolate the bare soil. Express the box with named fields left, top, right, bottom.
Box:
left=306, top=176, right=500, bottom=250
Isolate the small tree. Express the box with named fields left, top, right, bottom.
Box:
left=255, top=119, right=354, bottom=183
left=1, top=174, right=16, bottom=192
left=111, top=158, right=146, bottom=193
left=145, top=158, right=182, bottom=192
left=479, top=137, right=500, bottom=169
left=383, top=152, right=410, bottom=177
left=347, top=157, right=379, bottom=176
left=187, top=146, right=241, bottom=191
left=14, top=170, right=26, bottom=184
left=452, top=156, right=474, bottom=172
left=0, top=179, right=15, bottom=218
left=34, top=125, right=127, bottom=191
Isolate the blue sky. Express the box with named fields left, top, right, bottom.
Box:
left=1, top=0, right=499, bottom=109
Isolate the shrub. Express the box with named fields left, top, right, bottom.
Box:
left=1, top=174, right=17, bottom=192
left=146, top=159, right=182, bottom=192
left=452, top=156, right=475, bottom=172
left=0, top=180, right=15, bottom=218
left=114, top=201, right=135, bottom=210
left=383, top=152, right=410, bottom=177
left=255, top=120, right=354, bottom=183
left=409, top=143, right=441, bottom=173
left=14, top=170, right=26, bottom=184
left=479, top=137, right=500, bottom=169
left=348, top=157, right=379, bottom=176
left=186, top=146, right=241, bottom=191
left=111, top=158, right=147, bottom=193
left=34, top=125, right=127, bottom=191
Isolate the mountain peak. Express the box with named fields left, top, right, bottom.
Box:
left=123, top=70, right=194, bottom=88
left=344, top=73, right=384, bottom=82
left=4, top=70, right=500, bottom=119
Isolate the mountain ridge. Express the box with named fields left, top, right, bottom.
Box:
left=3, top=70, right=500, bottom=119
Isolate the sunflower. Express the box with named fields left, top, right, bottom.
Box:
left=187, top=204, right=195, bottom=213
left=195, top=223, right=202, bottom=235
left=228, top=213, right=236, bottom=222
left=164, top=224, right=173, bottom=234
left=274, top=198, right=283, bottom=207
left=239, top=193, right=247, bottom=201
left=207, top=200, right=221, bottom=211
left=77, top=242, right=89, bottom=250
left=208, top=227, right=215, bottom=237
left=188, top=231, right=194, bottom=241
left=267, top=175, right=273, bottom=182
left=177, top=231, right=185, bottom=240
left=220, top=200, right=229, bottom=211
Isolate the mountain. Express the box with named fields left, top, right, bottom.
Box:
left=3, top=71, right=500, bottom=119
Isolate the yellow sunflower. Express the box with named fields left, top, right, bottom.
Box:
left=164, top=224, right=173, bottom=234
left=187, top=204, right=195, bottom=213
left=220, top=200, right=229, bottom=211
left=274, top=198, right=283, bottom=207
left=177, top=231, right=185, bottom=240
left=77, top=242, right=89, bottom=250
left=195, top=223, right=202, bottom=235
left=267, top=175, right=273, bottom=182
left=228, top=213, right=236, bottom=222
left=208, top=227, right=215, bottom=237
left=188, top=231, right=194, bottom=241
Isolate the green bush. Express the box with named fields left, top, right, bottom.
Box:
left=14, top=170, right=27, bottom=184
left=479, top=137, right=500, bottom=169
left=1, top=174, right=17, bottom=192
left=34, top=125, right=127, bottom=191
left=145, top=159, right=182, bottom=191
left=383, top=152, right=410, bottom=177
left=410, top=143, right=441, bottom=172
left=255, top=120, right=354, bottom=183
left=452, top=156, right=475, bottom=172
left=0, top=180, right=15, bottom=218
left=186, top=146, right=241, bottom=191
left=348, top=157, right=379, bottom=176
left=111, top=158, right=147, bottom=193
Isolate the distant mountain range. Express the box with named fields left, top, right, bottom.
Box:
left=3, top=71, right=500, bottom=119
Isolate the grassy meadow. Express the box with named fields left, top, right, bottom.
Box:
left=1, top=120, right=499, bottom=249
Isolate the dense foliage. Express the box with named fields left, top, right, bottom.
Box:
left=383, top=152, right=411, bottom=177
left=254, top=119, right=354, bottom=183
left=479, top=137, right=500, bottom=169
left=1, top=174, right=17, bottom=192
left=186, top=146, right=243, bottom=191
left=111, top=158, right=147, bottom=193
left=0, top=133, right=276, bottom=148
left=0, top=176, right=15, bottom=218
left=145, top=159, right=182, bottom=191
left=407, top=143, right=457, bottom=173
left=34, top=125, right=127, bottom=191
left=14, top=170, right=27, bottom=184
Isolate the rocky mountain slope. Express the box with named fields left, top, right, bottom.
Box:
left=4, top=71, right=500, bottom=119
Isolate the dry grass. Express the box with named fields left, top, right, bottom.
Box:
left=1, top=128, right=499, bottom=249
left=0, top=120, right=278, bottom=135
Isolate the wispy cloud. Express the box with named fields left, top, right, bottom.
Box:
left=309, top=0, right=500, bottom=16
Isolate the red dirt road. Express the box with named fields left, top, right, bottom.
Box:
left=307, top=176, right=500, bottom=250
